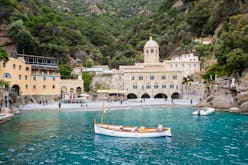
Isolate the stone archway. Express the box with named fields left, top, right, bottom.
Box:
left=70, top=88, right=74, bottom=93
left=141, top=93, right=150, bottom=98
left=61, top=86, right=67, bottom=93
left=76, top=87, right=82, bottom=96
left=11, top=85, right=20, bottom=95
left=154, top=93, right=168, bottom=99
left=171, top=92, right=181, bottom=99
left=127, top=93, right=138, bottom=99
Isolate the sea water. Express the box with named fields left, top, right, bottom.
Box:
left=0, top=106, right=247, bottom=164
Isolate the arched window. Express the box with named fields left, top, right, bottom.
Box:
left=133, top=83, right=137, bottom=89
left=150, top=75, right=155, bottom=80
left=139, top=75, right=143, bottom=80
left=162, top=83, right=166, bottom=88
left=130, top=75, right=134, bottom=80
left=3, top=73, right=11, bottom=78
left=154, top=82, right=159, bottom=89
left=161, top=75, right=166, bottom=80
left=146, top=83, right=151, bottom=89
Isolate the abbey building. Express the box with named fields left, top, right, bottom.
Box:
left=95, top=37, right=200, bottom=100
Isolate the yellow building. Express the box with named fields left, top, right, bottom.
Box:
left=0, top=53, right=84, bottom=101
left=0, top=54, right=60, bottom=97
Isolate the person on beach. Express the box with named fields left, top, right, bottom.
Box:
left=58, top=102, right=61, bottom=108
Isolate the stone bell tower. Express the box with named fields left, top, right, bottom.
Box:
left=144, top=36, right=159, bottom=64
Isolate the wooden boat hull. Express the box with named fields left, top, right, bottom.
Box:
left=94, top=124, right=172, bottom=138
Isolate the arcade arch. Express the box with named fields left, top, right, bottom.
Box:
left=154, top=93, right=168, bottom=99
left=76, top=87, right=82, bottom=95
left=171, top=92, right=181, bottom=99
left=127, top=93, right=138, bottom=99
left=61, top=86, right=67, bottom=93
left=141, top=93, right=150, bottom=98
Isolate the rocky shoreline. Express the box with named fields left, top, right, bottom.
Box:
left=1, top=70, right=248, bottom=120
left=195, top=70, right=248, bottom=113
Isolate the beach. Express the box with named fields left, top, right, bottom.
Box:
left=19, top=98, right=198, bottom=112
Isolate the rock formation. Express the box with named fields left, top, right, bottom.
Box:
left=196, top=70, right=248, bottom=113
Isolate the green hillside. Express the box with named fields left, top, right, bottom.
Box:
left=1, top=0, right=248, bottom=76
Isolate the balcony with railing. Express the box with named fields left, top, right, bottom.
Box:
left=17, top=54, right=59, bottom=70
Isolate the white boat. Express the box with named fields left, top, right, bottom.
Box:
left=94, top=121, right=172, bottom=138
left=94, top=103, right=172, bottom=138
left=192, top=107, right=215, bottom=116
left=0, top=113, right=14, bottom=123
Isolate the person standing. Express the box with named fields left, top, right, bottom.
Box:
left=157, top=123, right=163, bottom=132
left=58, top=102, right=61, bottom=109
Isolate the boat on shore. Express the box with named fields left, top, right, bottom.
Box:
left=0, top=113, right=14, bottom=123
left=192, top=107, right=215, bottom=116
left=94, top=120, right=172, bottom=138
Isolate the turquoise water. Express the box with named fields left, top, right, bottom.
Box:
left=0, top=106, right=248, bottom=164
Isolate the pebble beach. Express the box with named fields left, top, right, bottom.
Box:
left=19, top=98, right=198, bottom=112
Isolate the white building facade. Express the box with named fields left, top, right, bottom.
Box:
left=119, top=37, right=186, bottom=99
left=164, top=53, right=200, bottom=77
left=89, top=37, right=200, bottom=100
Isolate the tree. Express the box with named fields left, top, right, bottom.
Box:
left=109, top=55, right=134, bottom=69
left=226, top=48, right=248, bottom=74
left=8, top=19, right=25, bottom=39
left=89, top=49, right=103, bottom=65
left=202, top=64, right=225, bottom=80
left=0, top=48, right=9, bottom=62
left=83, top=57, right=94, bottom=68
left=82, top=72, right=94, bottom=92
left=59, top=64, right=72, bottom=79
left=194, top=44, right=213, bottom=58
left=8, top=19, right=39, bottom=54
left=0, top=80, right=10, bottom=89
left=214, top=15, right=248, bottom=75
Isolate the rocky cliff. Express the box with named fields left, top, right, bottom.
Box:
left=0, top=24, right=16, bottom=52
left=196, top=70, right=248, bottom=113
